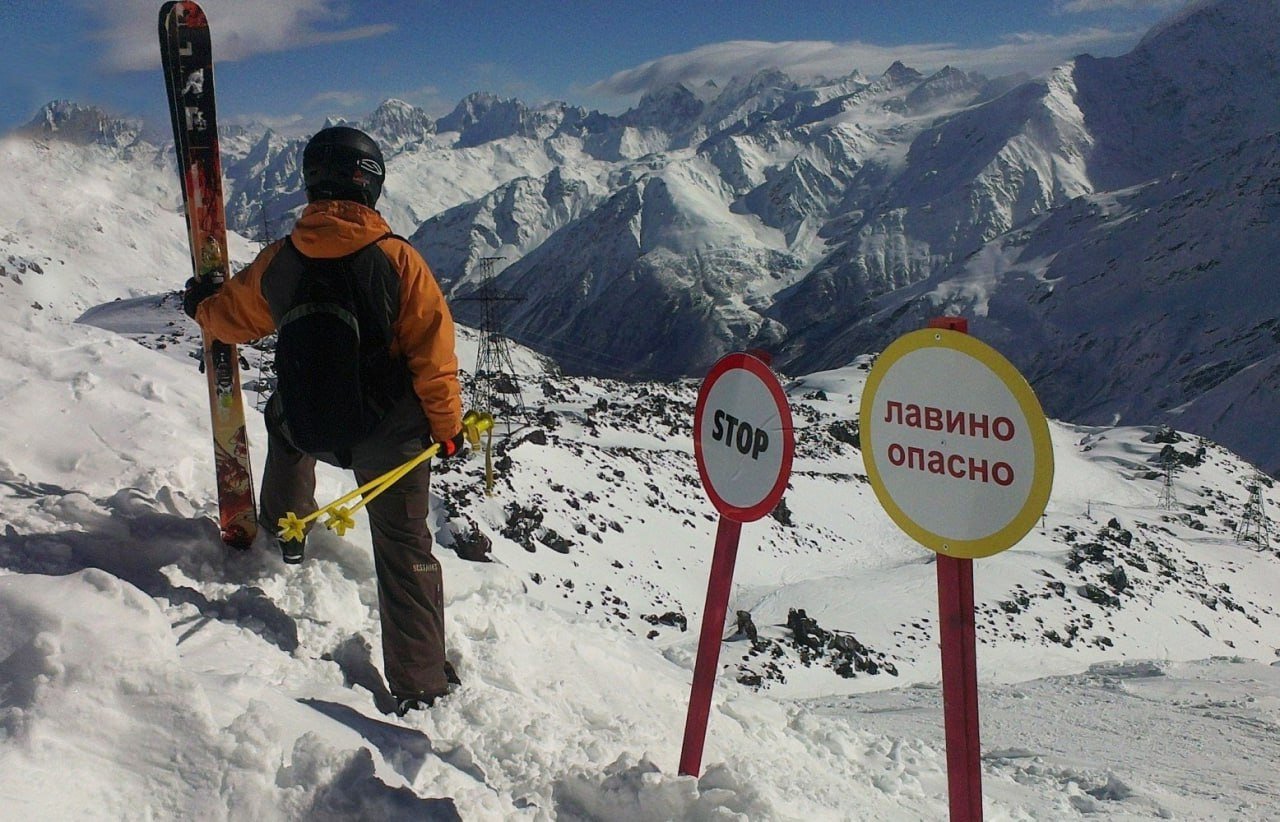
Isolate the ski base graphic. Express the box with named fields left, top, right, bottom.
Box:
left=161, top=0, right=258, bottom=548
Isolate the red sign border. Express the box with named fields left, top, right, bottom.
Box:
left=693, top=352, right=795, bottom=522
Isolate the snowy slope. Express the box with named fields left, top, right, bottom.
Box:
left=807, top=126, right=1280, bottom=474
left=2, top=131, right=1280, bottom=818
left=778, top=0, right=1280, bottom=474
left=12, top=1, right=1278, bottom=477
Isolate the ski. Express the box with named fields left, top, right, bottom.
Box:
left=159, top=1, right=257, bottom=549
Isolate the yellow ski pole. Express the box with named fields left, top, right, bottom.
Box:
left=345, top=410, right=493, bottom=518
left=320, top=442, right=441, bottom=535
left=484, top=422, right=494, bottom=496
left=276, top=467, right=402, bottom=542
left=278, top=410, right=496, bottom=541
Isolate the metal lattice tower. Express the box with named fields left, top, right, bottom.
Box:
left=455, top=257, right=529, bottom=432
left=1235, top=483, right=1272, bottom=548
left=252, top=204, right=279, bottom=413
left=1158, top=454, right=1178, bottom=510
left=251, top=334, right=277, bottom=413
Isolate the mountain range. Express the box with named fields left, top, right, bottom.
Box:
left=11, top=0, right=1279, bottom=475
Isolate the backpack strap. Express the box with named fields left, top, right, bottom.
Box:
left=280, top=301, right=359, bottom=334
left=276, top=230, right=400, bottom=341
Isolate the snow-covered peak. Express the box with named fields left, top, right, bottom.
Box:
left=1072, top=0, right=1280, bottom=188
left=814, top=68, right=868, bottom=90
left=361, top=97, right=436, bottom=149
left=621, top=83, right=706, bottom=133
left=433, top=91, right=572, bottom=148
left=699, top=67, right=800, bottom=132
left=17, top=100, right=143, bottom=149
left=903, top=65, right=985, bottom=112
left=877, top=60, right=925, bottom=90
left=719, top=66, right=796, bottom=97
left=435, top=92, right=518, bottom=134
left=1135, top=0, right=1242, bottom=49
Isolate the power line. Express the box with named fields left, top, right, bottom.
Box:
left=252, top=202, right=280, bottom=413
left=1157, top=453, right=1177, bottom=510
left=499, top=325, right=675, bottom=382
left=1235, top=480, right=1271, bottom=549
left=454, top=257, right=531, bottom=432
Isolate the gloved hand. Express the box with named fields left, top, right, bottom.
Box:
left=182, top=276, right=220, bottom=319
left=434, top=430, right=467, bottom=460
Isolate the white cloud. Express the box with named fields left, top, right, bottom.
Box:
left=392, top=85, right=455, bottom=117
left=1055, top=0, right=1185, bottom=12
left=587, top=27, right=1146, bottom=99
left=87, top=0, right=394, bottom=72
left=223, top=111, right=308, bottom=135
left=307, top=89, right=368, bottom=109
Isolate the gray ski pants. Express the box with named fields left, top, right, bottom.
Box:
left=260, top=426, right=450, bottom=699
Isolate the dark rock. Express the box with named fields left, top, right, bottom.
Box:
left=643, top=611, right=688, bottom=631
left=828, top=419, right=860, bottom=448
left=1081, top=583, right=1120, bottom=607
left=501, top=502, right=544, bottom=552
left=1066, top=542, right=1108, bottom=571
left=1103, top=566, right=1129, bottom=593
left=448, top=518, right=492, bottom=562
left=539, top=529, right=574, bottom=554
left=1143, top=426, right=1183, bottom=444
left=769, top=497, right=794, bottom=527
left=726, top=610, right=758, bottom=642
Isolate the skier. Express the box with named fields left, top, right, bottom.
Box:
left=183, top=125, right=463, bottom=714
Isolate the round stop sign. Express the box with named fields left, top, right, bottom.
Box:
left=694, top=353, right=794, bottom=522
left=860, top=329, right=1054, bottom=558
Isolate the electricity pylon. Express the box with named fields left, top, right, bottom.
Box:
left=1235, top=482, right=1271, bottom=548
left=455, top=256, right=529, bottom=433
left=1158, top=453, right=1178, bottom=510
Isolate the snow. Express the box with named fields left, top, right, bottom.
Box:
left=4, top=20, right=1280, bottom=816
left=382, top=134, right=560, bottom=235
left=2, top=197, right=1279, bottom=819
left=833, top=658, right=1280, bottom=819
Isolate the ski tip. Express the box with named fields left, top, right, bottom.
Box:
left=160, top=1, right=210, bottom=29
left=178, top=1, right=210, bottom=27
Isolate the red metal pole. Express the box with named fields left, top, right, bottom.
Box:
left=679, top=515, right=743, bottom=777
left=928, top=315, right=982, bottom=820
left=937, top=555, right=983, bottom=820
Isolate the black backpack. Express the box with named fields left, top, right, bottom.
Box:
left=270, top=234, right=412, bottom=457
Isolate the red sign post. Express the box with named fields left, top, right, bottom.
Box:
left=860, top=319, right=1054, bottom=821
left=680, top=352, right=794, bottom=777
left=937, top=546, right=982, bottom=820
left=929, top=318, right=982, bottom=821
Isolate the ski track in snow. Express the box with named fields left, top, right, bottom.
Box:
left=821, top=660, right=1280, bottom=819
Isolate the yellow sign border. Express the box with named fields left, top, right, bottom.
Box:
left=861, top=328, right=1054, bottom=559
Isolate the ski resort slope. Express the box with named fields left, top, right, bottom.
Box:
left=2, top=135, right=1280, bottom=820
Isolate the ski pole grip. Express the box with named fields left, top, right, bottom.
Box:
left=278, top=512, right=309, bottom=543
left=325, top=506, right=356, bottom=536
left=462, top=410, right=495, bottom=447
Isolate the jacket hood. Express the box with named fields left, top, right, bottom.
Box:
left=291, top=200, right=391, bottom=258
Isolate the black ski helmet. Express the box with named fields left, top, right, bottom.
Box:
left=302, top=126, right=385, bottom=207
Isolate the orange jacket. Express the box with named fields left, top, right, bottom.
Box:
left=196, top=200, right=463, bottom=443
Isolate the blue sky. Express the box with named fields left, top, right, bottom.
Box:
left=0, top=0, right=1188, bottom=135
